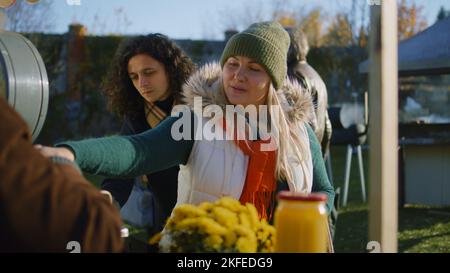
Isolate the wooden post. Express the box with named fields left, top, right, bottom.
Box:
left=368, top=1, right=398, bottom=253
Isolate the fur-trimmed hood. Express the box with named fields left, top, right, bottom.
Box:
left=181, top=62, right=315, bottom=126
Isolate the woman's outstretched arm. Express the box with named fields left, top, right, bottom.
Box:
left=51, top=113, right=194, bottom=178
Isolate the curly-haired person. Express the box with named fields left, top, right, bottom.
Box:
left=100, top=34, right=196, bottom=237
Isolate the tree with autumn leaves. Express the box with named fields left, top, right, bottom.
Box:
left=222, top=0, right=430, bottom=47
left=397, top=0, right=428, bottom=41
left=286, top=0, right=428, bottom=46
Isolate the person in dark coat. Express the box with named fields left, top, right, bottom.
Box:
left=0, top=97, right=124, bottom=252
left=100, top=33, right=195, bottom=236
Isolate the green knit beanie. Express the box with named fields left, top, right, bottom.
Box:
left=220, top=21, right=290, bottom=90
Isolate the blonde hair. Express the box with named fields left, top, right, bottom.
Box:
left=266, top=84, right=310, bottom=184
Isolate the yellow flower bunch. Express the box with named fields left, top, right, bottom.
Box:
left=149, top=197, right=276, bottom=253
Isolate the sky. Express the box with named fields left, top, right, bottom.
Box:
left=48, top=0, right=450, bottom=40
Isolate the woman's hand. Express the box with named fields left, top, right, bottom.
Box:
left=34, top=145, right=75, bottom=162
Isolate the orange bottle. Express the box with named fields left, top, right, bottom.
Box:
left=274, top=191, right=329, bottom=253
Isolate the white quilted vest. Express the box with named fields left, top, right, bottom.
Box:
left=175, top=118, right=313, bottom=207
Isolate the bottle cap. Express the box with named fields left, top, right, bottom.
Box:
left=278, top=191, right=327, bottom=202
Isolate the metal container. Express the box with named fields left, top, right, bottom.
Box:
left=0, top=32, right=49, bottom=141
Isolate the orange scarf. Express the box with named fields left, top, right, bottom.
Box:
left=144, top=102, right=168, bottom=129
left=221, top=118, right=277, bottom=220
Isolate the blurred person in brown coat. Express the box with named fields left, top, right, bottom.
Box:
left=0, top=97, right=124, bottom=252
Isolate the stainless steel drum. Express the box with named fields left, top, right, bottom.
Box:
left=0, top=31, right=49, bottom=141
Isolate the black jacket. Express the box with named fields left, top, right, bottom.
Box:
left=101, top=98, right=178, bottom=234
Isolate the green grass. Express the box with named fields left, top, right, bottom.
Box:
left=330, top=146, right=450, bottom=253
left=399, top=205, right=450, bottom=253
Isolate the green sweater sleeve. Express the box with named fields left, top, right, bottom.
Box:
left=306, top=124, right=335, bottom=213
left=57, top=115, right=194, bottom=178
